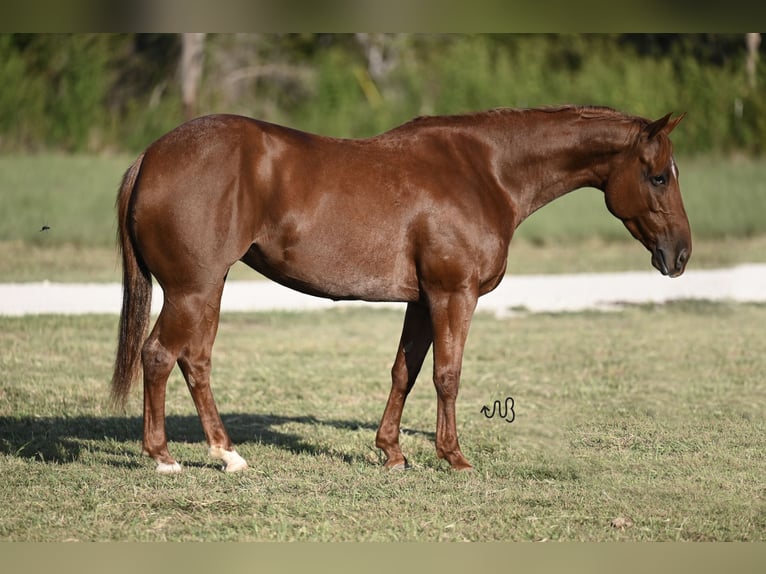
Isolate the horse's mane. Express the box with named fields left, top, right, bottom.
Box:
left=386, top=105, right=647, bottom=136
left=519, top=105, right=646, bottom=125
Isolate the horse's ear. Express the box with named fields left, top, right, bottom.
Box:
left=664, top=112, right=686, bottom=135
left=644, top=112, right=686, bottom=139
left=644, top=113, right=673, bottom=139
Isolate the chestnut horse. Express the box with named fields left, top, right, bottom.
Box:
left=112, top=106, right=690, bottom=473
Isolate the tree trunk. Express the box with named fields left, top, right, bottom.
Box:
left=180, top=33, right=206, bottom=121
left=746, top=33, right=760, bottom=91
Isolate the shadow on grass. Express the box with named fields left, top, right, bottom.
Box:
left=0, top=413, right=434, bottom=468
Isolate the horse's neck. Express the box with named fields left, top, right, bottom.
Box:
left=487, top=111, right=639, bottom=224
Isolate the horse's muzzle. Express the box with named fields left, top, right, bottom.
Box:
left=653, top=244, right=690, bottom=278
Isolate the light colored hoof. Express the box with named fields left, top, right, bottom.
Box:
left=222, top=454, right=248, bottom=473
left=209, top=446, right=248, bottom=473
left=156, top=461, right=183, bottom=474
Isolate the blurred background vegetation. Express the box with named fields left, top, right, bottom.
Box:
left=0, top=33, right=763, bottom=155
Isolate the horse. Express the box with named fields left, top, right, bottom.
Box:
left=111, top=105, right=691, bottom=474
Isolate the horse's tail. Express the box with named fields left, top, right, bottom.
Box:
left=111, top=152, right=151, bottom=408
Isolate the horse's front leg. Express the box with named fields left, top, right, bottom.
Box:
left=376, top=302, right=433, bottom=469
left=427, top=288, right=477, bottom=471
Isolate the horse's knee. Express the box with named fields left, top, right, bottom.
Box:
left=433, top=368, right=461, bottom=399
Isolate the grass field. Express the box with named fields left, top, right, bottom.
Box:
left=1, top=304, right=764, bottom=541
left=1, top=154, right=766, bottom=282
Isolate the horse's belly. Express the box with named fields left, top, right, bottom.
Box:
left=241, top=240, right=420, bottom=303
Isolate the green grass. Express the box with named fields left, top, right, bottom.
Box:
left=1, top=304, right=764, bottom=541
left=0, top=154, right=128, bottom=248
left=1, top=154, right=766, bottom=282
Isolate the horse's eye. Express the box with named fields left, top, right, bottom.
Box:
left=651, top=174, right=666, bottom=187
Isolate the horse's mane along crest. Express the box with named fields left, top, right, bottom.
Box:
left=395, top=105, right=647, bottom=133
left=538, top=105, right=647, bottom=126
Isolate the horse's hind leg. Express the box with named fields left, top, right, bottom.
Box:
left=142, top=280, right=246, bottom=473
left=176, top=286, right=247, bottom=473
left=375, top=302, right=433, bottom=469
left=141, top=327, right=182, bottom=473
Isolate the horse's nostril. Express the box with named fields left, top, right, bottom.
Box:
left=676, top=248, right=689, bottom=269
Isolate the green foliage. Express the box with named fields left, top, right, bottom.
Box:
left=0, top=34, right=764, bottom=154
left=292, top=47, right=371, bottom=136
left=44, top=35, right=111, bottom=150
left=116, top=96, right=184, bottom=152
left=0, top=35, right=46, bottom=148
left=0, top=35, right=113, bottom=151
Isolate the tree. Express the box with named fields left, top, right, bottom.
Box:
left=746, top=33, right=760, bottom=91
left=180, top=33, right=206, bottom=120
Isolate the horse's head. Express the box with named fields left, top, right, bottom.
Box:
left=604, top=113, right=691, bottom=277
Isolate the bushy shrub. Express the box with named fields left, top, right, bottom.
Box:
left=0, top=35, right=113, bottom=151
left=0, top=35, right=46, bottom=149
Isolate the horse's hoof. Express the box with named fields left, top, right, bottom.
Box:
left=222, top=455, right=248, bottom=473
left=209, top=446, right=248, bottom=473
left=156, top=461, right=183, bottom=474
